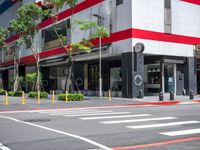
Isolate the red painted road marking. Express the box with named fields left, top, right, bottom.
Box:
left=112, top=136, right=200, bottom=150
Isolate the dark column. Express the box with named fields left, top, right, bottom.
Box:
left=1, top=70, right=8, bottom=90
left=184, top=57, right=197, bottom=94
left=74, top=62, right=84, bottom=91
left=121, top=52, right=144, bottom=98
left=176, top=65, right=184, bottom=95
left=19, top=65, right=25, bottom=76
left=41, top=67, right=50, bottom=92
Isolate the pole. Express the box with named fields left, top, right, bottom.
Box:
left=52, top=90, right=55, bottom=104
left=65, top=90, right=68, bottom=102
left=99, top=37, right=102, bottom=99
left=108, top=89, right=112, bottom=101
left=5, top=91, right=8, bottom=105
left=37, top=91, right=40, bottom=104
left=21, top=91, right=25, bottom=105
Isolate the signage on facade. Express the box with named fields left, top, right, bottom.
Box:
left=134, top=43, right=145, bottom=53
left=134, top=74, right=143, bottom=86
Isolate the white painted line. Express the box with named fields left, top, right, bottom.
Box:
left=63, top=112, right=131, bottom=117
left=160, top=128, right=200, bottom=136
left=39, top=109, right=100, bottom=114
left=179, top=102, right=198, bottom=105
left=0, top=116, right=111, bottom=150
left=0, top=143, right=11, bottom=150
left=80, top=114, right=152, bottom=120
left=50, top=110, right=114, bottom=115
left=101, top=117, right=177, bottom=124
left=127, top=121, right=200, bottom=129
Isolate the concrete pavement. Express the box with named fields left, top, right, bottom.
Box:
left=0, top=103, right=200, bottom=150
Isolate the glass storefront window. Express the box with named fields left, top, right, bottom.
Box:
left=110, top=67, right=121, bottom=91
left=144, top=64, right=161, bottom=95
left=42, top=19, right=70, bottom=50
left=164, top=64, right=175, bottom=93
left=88, top=64, right=99, bottom=91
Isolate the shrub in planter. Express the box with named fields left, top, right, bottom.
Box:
left=28, top=92, right=48, bottom=98
left=8, top=91, right=23, bottom=97
left=8, top=91, right=15, bottom=96
left=57, top=93, right=84, bottom=101
left=0, top=89, right=6, bottom=95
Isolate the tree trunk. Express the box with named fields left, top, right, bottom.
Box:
left=64, top=58, right=74, bottom=93
left=36, top=55, right=41, bottom=92
left=13, top=63, right=19, bottom=92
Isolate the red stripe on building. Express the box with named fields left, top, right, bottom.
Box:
left=1, top=28, right=200, bottom=67
left=4, top=0, right=104, bottom=44
left=181, top=0, right=200, bottom=5
left=37, top=0, right=104, bottom=29
left=132, top=28, right=200, bottom=45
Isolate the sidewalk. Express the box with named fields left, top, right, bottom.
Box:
left=0, top=94, right=200, bottom=112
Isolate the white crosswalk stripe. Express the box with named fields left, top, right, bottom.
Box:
left=80, top=114, right=152, bottom=120
left=63, top=112, right=131, bottom=117
left=127, top=121, right=200, bottom=129
left=101, top=117, right=177, bottom=124
left=50, top=110, right=114, bottom=115
left=0, top=143, right=10, bottom=150
left=160, top=128, right=200, bottom=136
left=37, top=108, right=200, bottom=137
left=39, top=109, right=99, bottom=114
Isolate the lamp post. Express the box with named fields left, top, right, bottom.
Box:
left=93, top=14, right=103, bottom=99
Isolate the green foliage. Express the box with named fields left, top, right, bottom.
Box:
left=70, top=39, right=92, bottom=53
left=25, top=73, right=43, bottom=91
left=45, top=0, right=78, bottom=10
left=28, top=92, right=48, bottom=98
left=0, top=27, right=8, bottom=46
left=18, top=76, right=26, bottom=87
left=57, top=93, right=84, bottom=101
left=9, top=78, right=15, bottom=90
left=10, top=3, right=44, bottom=37
left=90, top=26, right=110, bottom=39
left=73, top=19, right=97, bottom=31
left=26, top=73, right=37, bottom=84
left=0, top=89, right=6, bottom=95
left=8, top=91, right=23, bottom=97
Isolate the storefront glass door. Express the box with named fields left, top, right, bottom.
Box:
left=164, top=64, right=175, bottom=93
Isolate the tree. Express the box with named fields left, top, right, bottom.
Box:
left=44, top=0, right=109, bottom=92
left=0, top=27, right=8, bottom=47
left=0, top=27, right=9, bottom=89
left=10, top=3, right=47, bottom=92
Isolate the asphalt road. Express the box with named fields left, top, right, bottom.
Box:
left=0, top=102, right=200, bottom=150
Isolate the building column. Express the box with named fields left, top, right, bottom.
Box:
left=121, top=52, right=144, bottom=98
left=184, top=57, right=197, bottom=94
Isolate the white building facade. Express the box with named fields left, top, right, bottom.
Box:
left=0, top=0, right=200, bottom=98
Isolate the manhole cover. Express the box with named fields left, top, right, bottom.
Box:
left=24, top=119, right=50, bottom=123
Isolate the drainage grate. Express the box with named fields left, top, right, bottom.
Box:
left=24, top=118, right=50, bottom=123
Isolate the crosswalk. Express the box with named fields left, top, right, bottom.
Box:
left=38, top=108, right=200, bottom=137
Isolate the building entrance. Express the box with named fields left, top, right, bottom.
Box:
left=163, top=64, right=176, bottom=93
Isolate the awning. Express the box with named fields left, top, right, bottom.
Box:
left=0, top=66, right=14, bottom=71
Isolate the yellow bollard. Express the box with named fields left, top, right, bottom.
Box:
left=65, top=90, right=68, bottom=102
left=52, top=90, right=55, bottom=104
left=5, top=91, right=8, bottom=105
left=21, top=91, right=25, bottom=105
left=37, top=91, right=40, bottom=104
left=109, top=89, right=112, bottom=101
